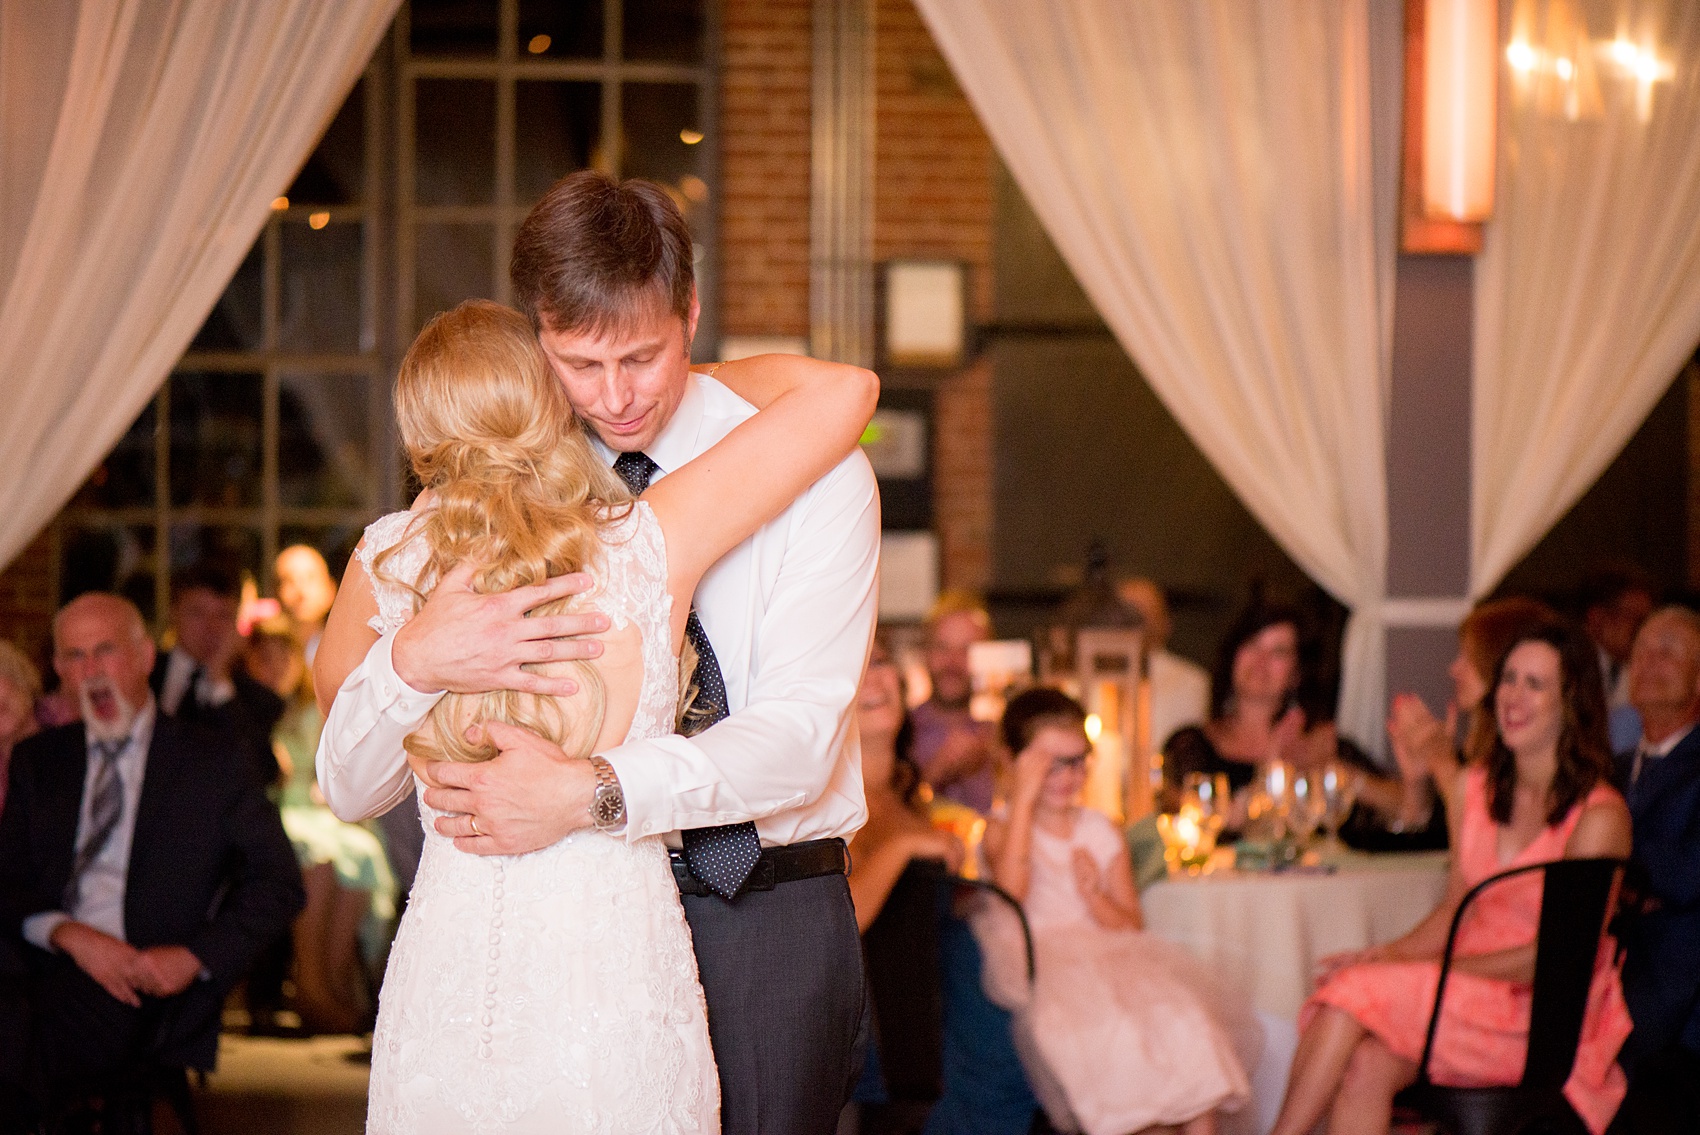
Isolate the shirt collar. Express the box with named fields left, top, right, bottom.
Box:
left=85, top=696, right=157, bottom=759
left=166, top=647, right=196, bottom=681
left=1642, top=721, right=1695, bottom=759
left=592, top=372, right=707, bottom=477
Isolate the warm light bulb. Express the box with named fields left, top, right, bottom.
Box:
left=1609, top=39, right=1638, bottom=67
left=271, top=196, right=289, bottom=211
left=1635, top=54, right=1670, bottom=83
left=679, top=128, right=704, bottom=145
left=1084, top=714, right=1103, bottom=742
left=1506, top=41, right=1537, bottom=73
left=528, top=34, right=551, bottom=54
left=308, top=211, right=330, bottom=230
left=1555, top=56, right=1575, bottom=80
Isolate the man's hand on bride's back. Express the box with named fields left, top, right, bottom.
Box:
left=411, top=721, right=597, bottom=855
left=391, top=562, right=611, bottom=696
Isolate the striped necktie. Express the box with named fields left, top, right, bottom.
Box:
left=63, top=736, right=130, bottom=911
left=613, top=450, right=764, bottom=900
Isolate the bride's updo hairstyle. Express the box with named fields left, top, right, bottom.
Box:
left=376, top=298, right=630, bottom=764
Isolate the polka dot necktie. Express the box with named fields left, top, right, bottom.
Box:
left=613, top=451, right=764, bottom=900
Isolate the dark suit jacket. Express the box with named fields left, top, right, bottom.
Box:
left=149, top=653, right=285, bottom=790
left=1617, top=726, right=1700, bottom=1066
left=0, top=718, right=304, bottom=1068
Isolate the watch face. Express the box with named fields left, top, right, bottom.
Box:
left=593, top=785, right=624, bottom=827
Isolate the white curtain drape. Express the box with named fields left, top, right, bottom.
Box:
left=1471, top=0, right=1700, bottom=595
left=0, top=0, right=399, bottom=570
left=914, top=0, right=1399, bottom=747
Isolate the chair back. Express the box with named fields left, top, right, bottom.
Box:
left=952, top=875, right=1036, bottom=985
left=1415, top=856, right=1626, bottom=1092
left=1523, top=858, right=1621, bottom=1089
left=860, top=862, right=1038, bottom=1106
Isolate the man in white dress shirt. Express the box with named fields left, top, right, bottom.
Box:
left=315, top=172, right=878, bottom=1134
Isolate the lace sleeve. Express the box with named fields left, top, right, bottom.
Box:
left=357, top=511, right=431, bottom=636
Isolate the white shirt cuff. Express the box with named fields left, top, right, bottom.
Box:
left=372, top=630, right=448, bottom=714
left=22, top=912, right=71, bottom=952
left=603, top=746, right=674, bottom=840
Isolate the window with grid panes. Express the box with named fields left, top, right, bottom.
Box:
left=55, top=0, right=715, bottom=622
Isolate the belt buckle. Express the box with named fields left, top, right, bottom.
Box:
left=744, top=856, right=776, bottom=892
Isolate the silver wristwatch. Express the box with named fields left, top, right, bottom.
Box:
left=589, top=756, right=626, bottom=832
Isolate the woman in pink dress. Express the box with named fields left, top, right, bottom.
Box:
left=1270, top=619, right=1633, bottom=1135
left=983, top=688, right=1251, bottom=1135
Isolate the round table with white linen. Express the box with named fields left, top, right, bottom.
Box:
left=1142, top=851, right=1451, bottom=1135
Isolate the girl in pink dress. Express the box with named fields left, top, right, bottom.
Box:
left=982, top=689, right=1251, bottom=1135
left=1270, top=620, right=1634, bottom=1135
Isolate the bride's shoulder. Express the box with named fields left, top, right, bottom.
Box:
left=592, top=501, right=668, bottom=584
left=596, top=499, right=661, bottom=544
left=361, top=509, right=428, bottom=557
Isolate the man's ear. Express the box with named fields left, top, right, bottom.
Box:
left=683, top=287, right=701, bottom=352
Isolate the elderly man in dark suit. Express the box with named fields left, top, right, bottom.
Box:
left=1615, top=605, right=1700, bottom=1133
left=150, top=561, right=285, bottom=789
left=0, top=592, right=303, bottom=1130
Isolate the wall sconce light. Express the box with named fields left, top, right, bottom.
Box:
left=1401, top=0, right=1497, bottom=253
left=881, top=259, right=966, bottom=367
left=1422, top=0, right=1498, bottom=222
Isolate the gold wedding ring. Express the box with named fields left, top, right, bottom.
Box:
left=469, top=815, right=483, bottom=837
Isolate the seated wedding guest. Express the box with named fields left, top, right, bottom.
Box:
left=1163, top=602, right=1435, bottom=844
left=0, top=593, right=302, bottom=1129
left=150, top=561, right=285, bottom=788
left=1269, top=618, right=1633, bottom=1135
left=849, top=638, right=963, bottom=930
left=1117, top=576, right=1210, bottom=755
left=1387, top=595, right=1559, bottom=814
left=1612, top=607, right=1700, bottom=1131
left=0, top=641, right=42, bottom=816
left=275, top=544, right=338, bottom=668
left=912, top=591, right=998, bottom=813
left=983, top=688, right=1250, bottom=1135
left=847, top=638, right=966, bottom=1123
left=1580, top=566, right=1656, bottom=739
left=248, top=621, right=396, bottom=1033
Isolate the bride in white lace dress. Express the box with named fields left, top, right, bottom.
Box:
left=317, top=300, right=877, bottom=1134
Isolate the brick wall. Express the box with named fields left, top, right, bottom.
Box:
left=873, top=0, right=995, bottom=590
left=934, top=356, right=993, bottom=590
left=872, top=0, right=994, bottom=325
left=0, top=531, right=57, bottom=680
left=720, top=0, right=813, bottom=340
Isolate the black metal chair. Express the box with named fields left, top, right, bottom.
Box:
left=1398, top=856, right=1629, bottom=1135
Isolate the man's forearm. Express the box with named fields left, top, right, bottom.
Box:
left=317, top=630, right=442, bottom=821
left=606, top=451, right=880, bottom=840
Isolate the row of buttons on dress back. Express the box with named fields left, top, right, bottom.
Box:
left=481, top=862, right=504, bottom=1058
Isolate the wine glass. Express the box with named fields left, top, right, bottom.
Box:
left=1319, top=759, right=1360, bottom=854
left=1258, top=758, right=1294, bottom=842
left=1289, top=770, right=1327, bottom=847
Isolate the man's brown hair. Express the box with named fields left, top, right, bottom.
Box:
left=510, top=170, right=695, bottom=338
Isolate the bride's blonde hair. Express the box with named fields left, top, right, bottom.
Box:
left=375, top=299, right=631, bottom=763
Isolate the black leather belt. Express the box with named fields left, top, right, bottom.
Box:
left=669, top=837, right=848, bottom=897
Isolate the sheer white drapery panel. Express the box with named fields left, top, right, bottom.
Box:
left=1472, top=0, right=1700, bottom=596
left=913, top=0, right=1397, bottom=749
left=0, top=0, right=399, bottom=570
